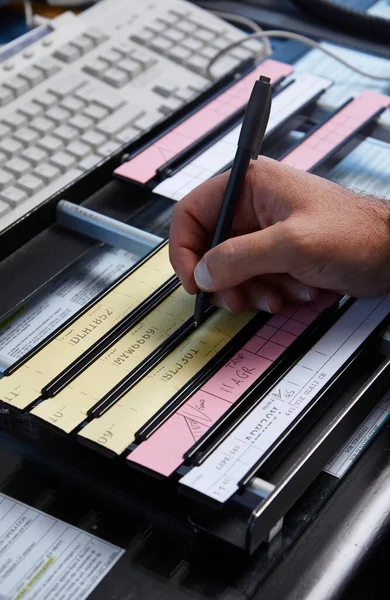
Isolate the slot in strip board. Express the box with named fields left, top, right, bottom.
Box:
left=78, top=309, right=256, bottom=454
left=128, top=293, right=338, bottom=475
left=31, top=286, right=195, bottom=432
left=153, top=73, right=332, bottom=201
left=281, top=91, right=390, bottom=171
left=114, top=60, right=294, bottom=184
left=0, top=245, right=173, bottom=410
left=180, top=295, right=390, bottom=503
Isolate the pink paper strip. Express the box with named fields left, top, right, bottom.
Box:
left=282, top=91, right=390, bottom=171
left=114, top=60, right=294, bottom=184
left=128, top=291, right=339, bottom=476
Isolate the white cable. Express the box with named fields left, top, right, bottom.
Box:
left=206, top=29, right=390, bottom=82
left=23, top=0, right=34, bottom=29
left=209, top=9, right=272, bottom=57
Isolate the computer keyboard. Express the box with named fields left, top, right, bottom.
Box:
left=0, top=0, right=260, bottom=234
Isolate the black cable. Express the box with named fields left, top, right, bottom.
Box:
left=291, top=0, right=390, bottom=41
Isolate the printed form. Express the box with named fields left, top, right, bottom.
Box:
left=0, top=493, right=123, bottom=600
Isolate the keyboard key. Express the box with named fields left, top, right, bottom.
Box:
left=0, top=185, right=27, bottom=206
left=34, top=91, right=57, bottom=108
left=38, top=135, right=63, bottom=153
left=0, top=152, right=6, bottom=166
left=4, top=76, right=29, bottom=96
left=55, top=125, right=79, bottom=143
left=133, top=112, right=159, bottom=132
left=79, top=154, right=101, bottom=171
left=49, top=73, right=86, bottom=97
left=102, top=68, right=129, bottom=88
left=211, top=54, right=241, bottom=77
left=96, top=140, right=123, bottom=157
left=0, top=86, right=14, bottom=107
left=176, top=20, right=197, bottom=34
left=0, top=138, right=23, bottom=158
left=112, top=42, right=136, bottom=57
left=18, top=101, right=42, bottom=119
left=158, top=97, right=183, bottom=114
left=212, top=36, right=232, bottom=50
left=72, top=35, right=94, bottom=54
left=76, top=84, right=124, bottom=110
left=19, top=66, right=45, bottom=87
left=116, top=58, right=141, bottom=78
left=194, top=29, right=216, bottom=42
left=21, top=146, right=48, bottom=166
left=0, top=169, right=15, bottom=189
left=174, top=87, right=196, bottom=101
left=81, top=130, right=107, bottom=148
left=148, top=20, right=167, bottom=34
left=97, top=105, right=143, bottom=135
left=130, top=49, right=155, bottom=67
left=153, top=81, right=178, bottom=97
left=33, top=162, right=61, bottom=183
left=54, top=43, right=81, bottom=63
left=30, top=116, right=55, bottom=135
left=0, top=200, right=9, bottom=217
left=163, top=28, right=185, bottom=43
left=36, top=57, right=60, bottom=77
left=182, top=38, right=204, bottom=52
left=67, top=141, right=91, bottom=159
left=50, top=151, right=76, bottom=171
left=231, top=46, right=254, bottom=61
left=83, top=58, right=109, bottom=77
left=68, top=114, right=94, bottom=131
left=84, top=28, right=108, bottom=45
left=60, top=96, right=86, bottom=113
left=18, top=173, right=44, bottom=194
left=201, top=45, right=221, bottom=59
left=83, top=104, right=108, bottom=121
left=46, top=106, right=71, bottom=123
left=99, top=48, right=122, bottom=65
left=115, top=126, right=139, bottom=144
left=13, top=127, right=40, bottom=145
left=131, top=29, right=154, bottom=44
left=2, top=112, right=27, bottom=129
left=170, top=7, right=191, bottom=17
left=168, top=46, right=192, bottom=63
left=0, top=123, right=11, bottom=138
left=186, top=55, right=209, bottom=73
left=6, top=157, right=30, bottom=177
left=150, top=37, right=174, bottom=52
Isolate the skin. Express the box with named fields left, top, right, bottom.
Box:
left=169, top=157, right=390, bottom=314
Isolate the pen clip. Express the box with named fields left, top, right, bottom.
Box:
left=251, top=90, right=272, bottom=159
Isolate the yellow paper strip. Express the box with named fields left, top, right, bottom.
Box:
left=0, top=246, right=173, bottom=410
left=78, top=309, right=255, bottom=454
left=32, top=287, right=194, bottom=432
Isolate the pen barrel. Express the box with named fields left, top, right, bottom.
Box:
left=211, top=147, right=251, bottom=247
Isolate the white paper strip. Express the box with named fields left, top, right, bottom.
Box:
left=153, top=73, right=332, bottom=201
left=180, top=295, right=390, bottom=503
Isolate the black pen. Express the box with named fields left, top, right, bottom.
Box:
left=193, top=75, right=272, bottom=328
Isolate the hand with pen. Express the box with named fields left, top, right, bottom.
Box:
left=169, top=156, right=390, bottom=315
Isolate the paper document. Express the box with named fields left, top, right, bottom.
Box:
left=294, top=41, right=390, bottom=121
left=0, top=493, right=123, bottom=600
left=326, top=137, right=390, bottom=198
left=324, top=390, right=390, bottom=478
left=0, top=246, right=141, bottom=372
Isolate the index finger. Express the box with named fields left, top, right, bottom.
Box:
left=169, top=171, right=230, bottom=293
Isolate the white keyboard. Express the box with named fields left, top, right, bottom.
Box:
left=0, top=0, right=260, bottom=234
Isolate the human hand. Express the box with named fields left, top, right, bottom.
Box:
left=169, top=157, right=390, bottom=313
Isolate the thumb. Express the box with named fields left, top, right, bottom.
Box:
left=194, top=224, right=293, bottom=292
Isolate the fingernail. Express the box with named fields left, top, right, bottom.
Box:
left=297, top=288, right=315, bottom=303
left=214, top=298, right=233, bottom=313
left=194, top=260, right=213, bottom=291
left=256, top=298, right=273, bottom=313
